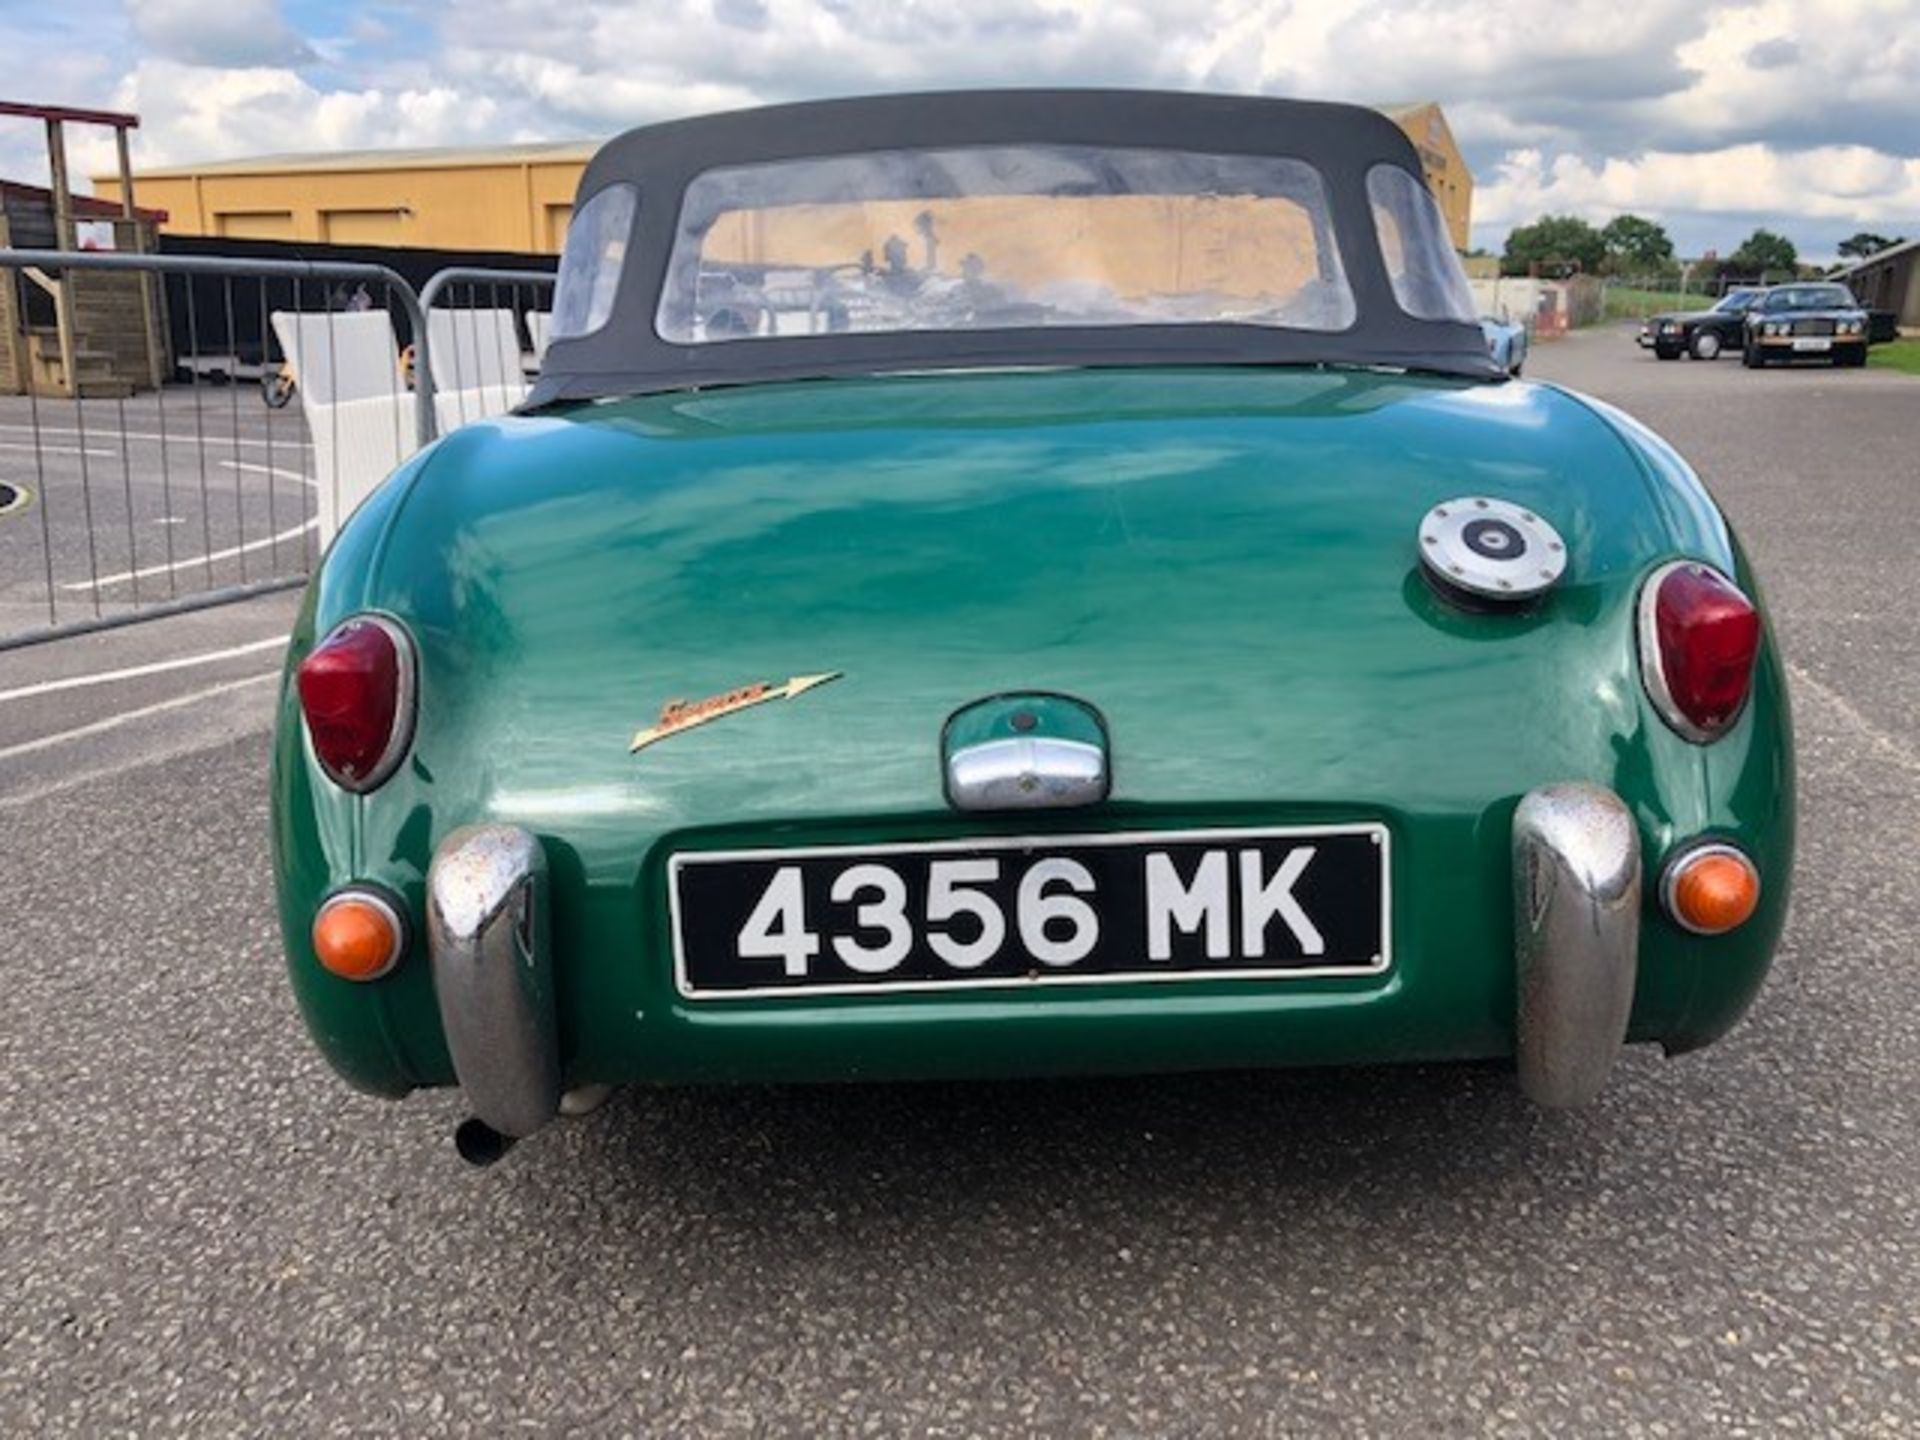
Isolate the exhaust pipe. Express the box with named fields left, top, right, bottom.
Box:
left=454, top=1117, right=517, bottom=1168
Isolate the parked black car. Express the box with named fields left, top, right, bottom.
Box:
left=1639, top=288, right=1763, bottom=360
left=1740, top=283, right=1871, bottom=368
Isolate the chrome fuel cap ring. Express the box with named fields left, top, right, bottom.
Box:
left=1419, top=496, right=1566, bottom=601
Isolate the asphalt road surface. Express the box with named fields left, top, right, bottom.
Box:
left=0, top=386, right=321, bottom=642
left=3, top=328, right=1919, bottom=1435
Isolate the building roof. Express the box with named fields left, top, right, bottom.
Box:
left=109, top=103, right=1457, bottom=183
left=1828, top=235, right=1920, bottom=277
left=120, top=139, right=599, bottom=180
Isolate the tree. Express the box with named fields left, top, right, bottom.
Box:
left=1599, top=214, right=1676, bottom=276
left=1838, top=231, right=1904, bottom=260
left=1726, top=229, right=1798, bottom=280
left=1501, top=215, right=1607, bottom=277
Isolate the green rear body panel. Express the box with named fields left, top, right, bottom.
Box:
left=269, top=368, right=1793, bottom=1096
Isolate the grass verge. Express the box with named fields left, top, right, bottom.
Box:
left=1601, top=287, right=1704, bottom=321
left=1866, top=338, right=1920, bottom=375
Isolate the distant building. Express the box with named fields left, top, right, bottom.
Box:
left=95, top=141, right=593, bottom=253
left=1830, top=238, right=1920, bottom=329
left=97, top=102, right=1474, bottom=256
left=1373, top=102, right=1473, bottom=251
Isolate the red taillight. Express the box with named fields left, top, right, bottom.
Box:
left=296, top=615, right=415, bottom=791
left=1639, top=561, right=1761, bottom=741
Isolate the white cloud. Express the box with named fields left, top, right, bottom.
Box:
left=127, top=0, right=315, bottom=68
left=105, top=60, right=505, bottom=166
left=1480, top=144, right=1920, bottom=221
left=1474, top=144, right=1920, bottom=258
left=0, top=0, right=1913, bottom=258
left=1652, top=0, right=1920, bottom=155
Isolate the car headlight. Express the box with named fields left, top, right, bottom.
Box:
left=1662, top=322, right=1680, bottom=334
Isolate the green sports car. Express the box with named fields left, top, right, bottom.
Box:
left=273, top=92, right=1793, bottom=1164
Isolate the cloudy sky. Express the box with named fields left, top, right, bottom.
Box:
left=3, top=0, right=1917, bottom=262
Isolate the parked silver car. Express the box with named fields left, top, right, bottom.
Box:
left=1480, top=315, right=1529, bottom=374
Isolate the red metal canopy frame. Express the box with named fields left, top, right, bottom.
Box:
left=0, top=96, right=164, bottom=388
left=0, top=99, right=140, bottom=131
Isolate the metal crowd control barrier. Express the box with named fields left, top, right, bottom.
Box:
left=0, top=248, right=438, bottom=649
left=418, top=267, right=558, bottom=434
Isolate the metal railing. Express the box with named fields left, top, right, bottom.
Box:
left=3, top=249, right=436, bottom=443
left=0, top=248, right=550, bottom=650
left=419, top=267, right=557, bottom=434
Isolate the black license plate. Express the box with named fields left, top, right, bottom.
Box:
left=670, top=824, right=1390, bottom=999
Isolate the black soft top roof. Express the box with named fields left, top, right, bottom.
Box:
left=527, top=90, right=1501, bottom=405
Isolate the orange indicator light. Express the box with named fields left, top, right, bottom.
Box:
left=312, top=889, right=406, bottom=980
left=1664, top=845, right=1761, bottom=935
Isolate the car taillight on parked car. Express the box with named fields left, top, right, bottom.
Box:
left=1638, top=561, right=1761, bottom=742
left=296, top=615, right=416, bottom=791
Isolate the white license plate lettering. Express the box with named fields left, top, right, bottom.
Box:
left=735, top=865, right=819, bottom=977
left=828, top=863, right=913, bottom=974
left=1145, top=849, right=1231, bottom=959
left=1239, top=846, right=1324, bottom=957
left=1016, top=857, right=1100, bottom=966
left=924, top=858, right=1003, bottom=969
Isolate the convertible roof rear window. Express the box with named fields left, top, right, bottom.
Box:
left=1366, top=165, right=1475, bottom=325
left=657, top=146, right=1356, bottom=344
left=552, top=183, right=636, bottom=341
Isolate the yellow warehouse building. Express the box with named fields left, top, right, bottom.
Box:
left=97, top=102, right=1472, bottom=256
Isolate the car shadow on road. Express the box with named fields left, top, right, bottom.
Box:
left=524, top=1057, right=1643, bottom=1243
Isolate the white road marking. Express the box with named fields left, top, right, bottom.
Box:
left=0, top=439, right=115, bottom=457
left=220, top=458, right=318, bottom=490
left=0, top=422, right=312, bottom=450
left=0, top=671, right=278, bottom=763
left=61, top=518, right=317, bottom=590
left=0, top=636, right=287, bottom=704
left=1787, top=661, right=1920, bottom=776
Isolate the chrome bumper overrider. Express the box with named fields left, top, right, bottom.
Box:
left=1512, top=784, right=1642, bottom=1107
left=427, top=824, right=560, bottom=1138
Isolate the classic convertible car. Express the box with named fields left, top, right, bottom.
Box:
left=273, top=92, right=1793, bottom=1164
